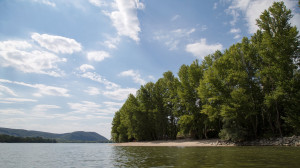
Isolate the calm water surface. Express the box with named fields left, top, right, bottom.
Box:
left=0, top=143, right=299, bottom=168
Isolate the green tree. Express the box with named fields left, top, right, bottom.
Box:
left=254, top=1, right=299, bottom=137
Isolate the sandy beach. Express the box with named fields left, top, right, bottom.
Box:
left=112, top=139, right=235, bottom=147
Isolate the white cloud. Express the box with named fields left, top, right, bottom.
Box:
left=213, top=2, right=218, bottom=9
left=229, top=28, right=241, bottom=39
left=103, top=35, right=121, bottom=49
left=31, top=33, right=82, bottom=54
left=103, top=87, right=137, bottom=101
left=185, top=39, right=223, bottom=59
left=230, top=28, right=241, bottom=33
left=154, top=28, right=196, bottom=50
left=68, top=101, right=102, bottom=114
left=87, top=51, right=110, bottom=62
left=103, top=101, right=123, bottom=107
left=104, top=0, right=144, bottom=42
left=119, top=69, right=146, bottom=85
left=234, top=34, right=241, bottom=39
left=0, top=109, right=25, bottom=115
left=0, top=40, right=66, bottom=77
left=0, top=85, right=17, bottom=97
left=148, top=75, right=155, bottom=81
left=0, top=79, right=70, bottom=97
left=199, top=25, right=208, bottom=31
left=88, top=0, right=108, bottom=7
left=33, top=104, right=61, bottom=112
left=0, top=98, right=37, bottom=104
left=80, top=72, right=119, bottom=89
left=171, top=14, right=180, bottom=21
left=79, top=64, right=95, bottom=72
left=31, top=0, right=56, bottom=7
left=84, top=87, right=101, bottom=96
left=226, top=0, right=299, bottom=34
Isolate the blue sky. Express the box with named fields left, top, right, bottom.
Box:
left=0, top=0, right=299, bottom=139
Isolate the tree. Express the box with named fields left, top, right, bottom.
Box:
left=254, top=1, right=299, bottom=137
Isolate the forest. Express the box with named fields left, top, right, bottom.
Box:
left=0, top=134, right=57, bottom=143
left=111, top=2, right=300, bottom=142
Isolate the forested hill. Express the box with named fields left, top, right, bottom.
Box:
left=0, top=127, right=108, bottom=142
left=111, top=2, right=300, bottom=143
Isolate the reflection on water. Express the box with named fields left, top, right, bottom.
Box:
left=112, top=146, right=300, bottom=168
left=0, top=144, right=300, bottom=168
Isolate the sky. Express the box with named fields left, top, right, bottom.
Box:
left=0, top=0, right=299, bottom=139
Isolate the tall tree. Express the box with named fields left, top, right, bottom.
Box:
left=254, top=1, right=299, bottom=137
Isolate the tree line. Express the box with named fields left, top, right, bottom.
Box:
left=111, top=2, right=300, bottom=142
left=0, top=134, right=57, bottom=143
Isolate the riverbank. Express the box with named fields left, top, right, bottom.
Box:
left=112, top=136, right=300, bottom=147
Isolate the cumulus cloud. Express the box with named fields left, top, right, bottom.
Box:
left=79, top=64, right=95, bottom=72
left=87, top=51, right=110, bottom=62
left=0, top=79, right=70, bottom=97
left=104, top=0, right=144, bottom=42
left=0, top=40, right=66, bottom=77
left=226, top=0, right=299, bottom=34
left=185, top=39, right=223, bottom=59
left=119, top=69, right=146, bottom=85
left=31, top=33, right=82, bottom=54
left=84, top=87, right=101, bottom=96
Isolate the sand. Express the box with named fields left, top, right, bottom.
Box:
left=112, top=139, right=235, bottom=147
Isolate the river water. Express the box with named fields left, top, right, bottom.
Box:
left=0, top=143, right=299, bottom=167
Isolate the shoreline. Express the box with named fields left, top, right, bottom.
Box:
left=112, top=136, right=300, bottom=147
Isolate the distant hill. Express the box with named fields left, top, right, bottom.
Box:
left=0, top=127, right=108, bottom=143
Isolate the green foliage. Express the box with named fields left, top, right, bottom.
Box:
left=0, top=134, right=57, bottom=143
left=111, top=1, right=300, bottom=142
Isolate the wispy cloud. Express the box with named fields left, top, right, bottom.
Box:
left=103, top=0, right=144, bottom=42
left=0, top=79, right=70, bottom=97
left=31, top=0, right=56, bottom=7
left=68, top=101, right=101, bottom=114
left=84, top=87, right=101, bottom=96
left=0, top=98, right=37, bottom=104
left=185, top=38, right=223, bottom=59
left=79, top=72, right=120, bottom=89
left=103, top=35, right=121, bottom=49
left=31, top=33, right=82, bottom=54
left=154, top=28, right=196, bottom=50
left=119, top=69, right=146, bottom=85
left=171, top=14, right=180, bottom=21
left=33, top=104, right=61, bottom=112
left=229, top=28, right=241, bottom=39
left=88, top=0, right=108, bottom=7
left=103, top=87, right=137, bottom=101
left=0, top=85, right=18, bottom=97
left=86, top=51, right=110, bottom=62
left=79, top=64, right=95, bottom=72
left=0, top=108, right=25, bottom=115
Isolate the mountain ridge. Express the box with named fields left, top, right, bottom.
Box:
left=0, top=127, right=108, bottom=142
